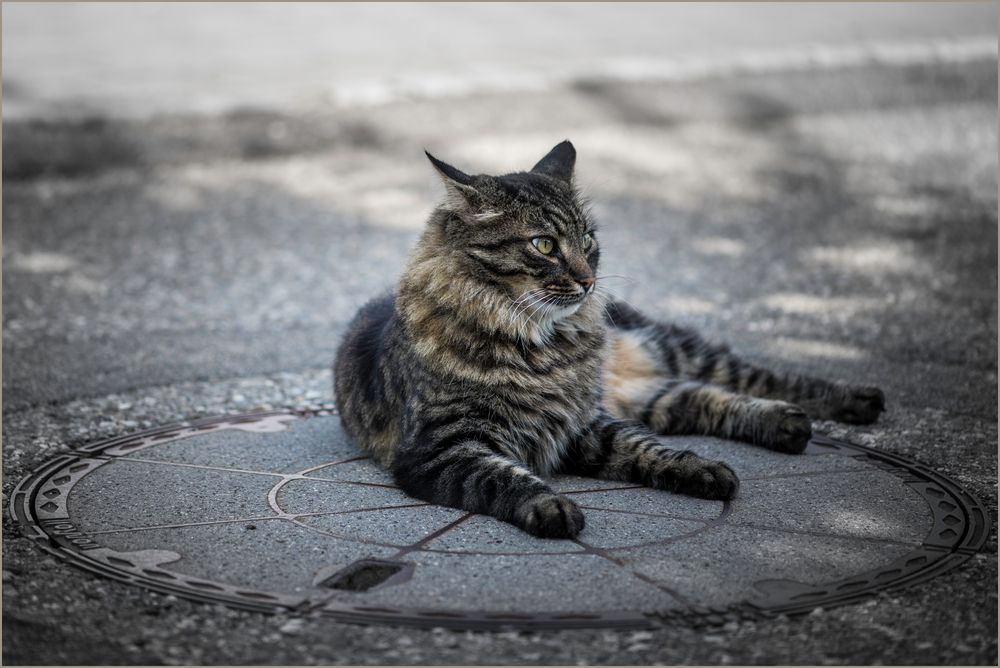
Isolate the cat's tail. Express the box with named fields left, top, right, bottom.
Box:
left=603, top=300, right=654, bottom=331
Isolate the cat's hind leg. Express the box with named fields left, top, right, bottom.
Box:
left=690, top=345, right=885, bottom=425
left=604, top=323, right=811, bottom=453
left=609, top=374, right=813, bottom=454
left=729, top=366, right=884, bottom=425
left=605, top=300, right=885, bottom=425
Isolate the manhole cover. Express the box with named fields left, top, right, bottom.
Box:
left=11, top=408, right=987, bottom=630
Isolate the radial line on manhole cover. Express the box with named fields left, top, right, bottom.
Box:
left=10, top=408, right=989, bottom=630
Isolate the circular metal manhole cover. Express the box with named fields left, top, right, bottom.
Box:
left=11, top=408, right=988, bottom=630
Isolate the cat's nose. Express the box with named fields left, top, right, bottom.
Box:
left=577, top=276, right=594, bottom=291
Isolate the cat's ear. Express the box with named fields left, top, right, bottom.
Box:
left=531, top=140, right=576, bottom=185
left=425, top=150, right=481, bottom=211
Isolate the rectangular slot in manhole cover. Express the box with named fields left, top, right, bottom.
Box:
left=319, top=559, right=413, bottom=592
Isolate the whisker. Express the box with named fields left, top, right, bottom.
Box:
left=594, top=285, right=642, bottom=314
left=534, top=299, right=558, bottom=337
left=599, top=301, right=615, bottom=323
left=512, top=297, right=540, bottom=328
left=513, top=291, right=547, bottom=325
left=512, top=293, right=551, bottom=334
left=524, top=293, right=554, bottom=322
left=513, top=296, right=549, bottom=340
left=594, top=274, right=639, bottom=285
left=508, top=288, right=546, bottom=328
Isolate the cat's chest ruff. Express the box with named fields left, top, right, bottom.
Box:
left=492, top=376, right=600, bottom=475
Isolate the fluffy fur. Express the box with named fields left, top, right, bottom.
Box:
left=334, top=141, right=885, bottom=538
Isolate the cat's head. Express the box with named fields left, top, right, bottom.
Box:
left=400, top=141, right=603, bottom=345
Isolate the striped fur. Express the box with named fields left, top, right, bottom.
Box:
left=334, top=142, right=885, bottom=538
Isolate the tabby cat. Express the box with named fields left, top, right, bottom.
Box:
left=334, top=141, right=885, bottom=539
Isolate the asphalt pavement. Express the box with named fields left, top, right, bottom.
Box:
left=3, top=5, right=998, bottom=665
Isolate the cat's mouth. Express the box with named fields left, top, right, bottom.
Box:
left=538, top=287, right=590, bottom=321
left=508, top=286, right=590, bottom=330
left=536, top=299, right=584, bottom=323
left=544, top=288, right=588, bottom=308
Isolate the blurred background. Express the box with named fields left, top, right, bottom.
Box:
left=3, top=3, right=998, bottom=665
left=2, top=2, right=996, bottom=406
left=3, top=3, right=996, bottom=118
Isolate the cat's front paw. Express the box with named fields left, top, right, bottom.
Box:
left=757, top=403, right=813, bottom=454
left=516, top=493, right=585, bottom=539
left=828, top=385, right=886, bottom=424
left=656, top=452, right=740, bottom=501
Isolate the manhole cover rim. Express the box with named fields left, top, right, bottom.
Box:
left=10, top=409, right=989, bottom=631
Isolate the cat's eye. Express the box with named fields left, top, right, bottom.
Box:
left=532, top=237, right=556, bottom=255
left=582, top=233, right=594, bottom=251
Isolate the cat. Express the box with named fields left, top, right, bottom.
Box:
left=333, top=141, right=885, bottom=539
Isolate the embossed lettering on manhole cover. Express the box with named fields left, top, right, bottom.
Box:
left=11, top=409, right=988, bottom=630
